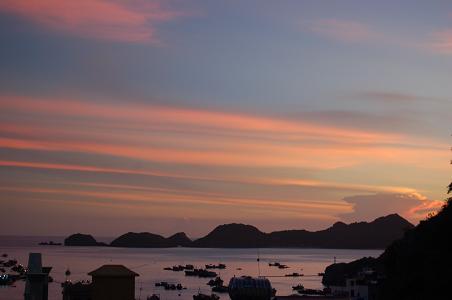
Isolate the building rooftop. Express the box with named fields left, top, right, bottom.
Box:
left=88, top=265, right=139, bottom=277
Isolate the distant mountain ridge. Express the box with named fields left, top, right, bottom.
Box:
left=65, top=214, right=413, bottom=249
left=64, top=233, right=107, bottom=246
left=192, top=214, right=413, bottom=248
left=322, top=195, right=452, bottom=299
left=110, top=232, right=191, bottom=248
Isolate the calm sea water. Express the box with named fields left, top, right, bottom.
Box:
left=0, top=236, right=382, bottom=300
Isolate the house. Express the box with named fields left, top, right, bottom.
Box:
left=88, top=265, right=139, bottom=300
left=345, top=269, right=379, bottom=300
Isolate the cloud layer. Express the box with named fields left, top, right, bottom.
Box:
left=0, top=0, right=187, bottom=42
left=0, top=94, right=447, bottom=235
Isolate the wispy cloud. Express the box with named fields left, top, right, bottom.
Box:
left=0, top=94, right=447, bottom=234
left=355, top=91, right=421, bottom=102
left=426, top=29, right=452, bottom=54
left=0, top=0, right=188, bottom=43
left=305, top=18, right=381, bottom=43
left=0, top=95, right=444, bottom=170
left=305, top=17, right=452, bottom=57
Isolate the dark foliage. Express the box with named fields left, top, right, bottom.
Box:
left=322, top=182, right=452, bottom=300
left=379, top=190, right=452, bottom=299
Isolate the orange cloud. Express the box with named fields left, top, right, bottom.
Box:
left=0, top=185, right=352, bottom=219
left=0, top=0, right=187, bottom=43
left=0, top=95, right=397, bottom=142
left=0, top=94, right=448, bottom=230
left=0, top=95, right=446, bottom=171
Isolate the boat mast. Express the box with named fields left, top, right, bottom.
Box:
left=257, top=248, right=261, bottom=277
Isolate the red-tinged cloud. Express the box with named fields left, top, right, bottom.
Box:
left=0, top=95, right=447, bottom=171
left=0, top=0, right=187, bottom=43
left=306, top=18, right=380, bottom=43
left=427, top=29, right=452, bottom=54
left=0, top=94, right=448, bottom=234
left=0, top=95, right=402, bottom=142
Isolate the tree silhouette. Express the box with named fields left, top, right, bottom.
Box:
left=448, top=182, right=452, bottom=194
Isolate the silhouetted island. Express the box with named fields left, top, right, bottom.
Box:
left=65, top=214, right=412, bottom=249
left=64, top=233, right=107, bottom=246
left=322, top=191, right=452, bottom=299
left=110, top=232, right=191, bottom=248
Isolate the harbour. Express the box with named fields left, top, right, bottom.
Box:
left=0, top=238, right=381, bottom=300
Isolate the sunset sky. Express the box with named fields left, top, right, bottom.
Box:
left=0, top=0, right=451, bottom=237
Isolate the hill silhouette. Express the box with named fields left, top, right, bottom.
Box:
left=266, top=214, right=412, bottom=249
left=191, top=223, right=268, bottom=248
left=64, top=214, right=412, bottom=249
left=323, top=185, right=452, bottom=300
left=110, top=232, right=192, bottom=248
left=167, top=232, right=192, bottom=247
left=64, top=233, right=106, bottom=246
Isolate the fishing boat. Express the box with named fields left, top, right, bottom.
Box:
left=193, top=293, right=220, bottom=300
left=292, top=284, right=304, bottom=291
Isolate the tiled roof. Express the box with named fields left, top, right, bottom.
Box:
left=88, top=265, right=139, bottom=277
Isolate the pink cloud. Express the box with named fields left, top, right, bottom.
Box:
left=356, top=91, right=421, bottom=102
left=306, top=18, right=380, bottom=43
left=427, top=29, right=452, bottom=54
left=0, top=0, right=187, bottom=43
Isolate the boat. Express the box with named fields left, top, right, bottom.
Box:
left=206, top=263, right=226, bottom=269
left=292, top=284, right=304, bottom=291
left=185, top=269, right=197, bottom=276
left=285, top=272, right=303, bottom=277
left=0, top=274, right=13, bottom=286
left=155, top=281, right=169, bottom=287
left=147, top=294, right=160, bottom=300
left=164, top=283, right=177, bottom=290
left=3, top=259, right=17, bottom=267
left=268, top=262, right=280, bottom=267
left=185, top=268, right=217, bottom=278
left=297, top=288, right=325, bottom=296
left=172, top=265, right=185, bottom=271
left=212, top=285, right=229, bottom=293
left=207, top=277, right=224, bottom=287
left=278, top=264, right=289, bottom=269
left=193, top=293, right=220, bottom=300
left=199, top=269, right=217, bottom=278
left=38, top=241, right=62, bottom=246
